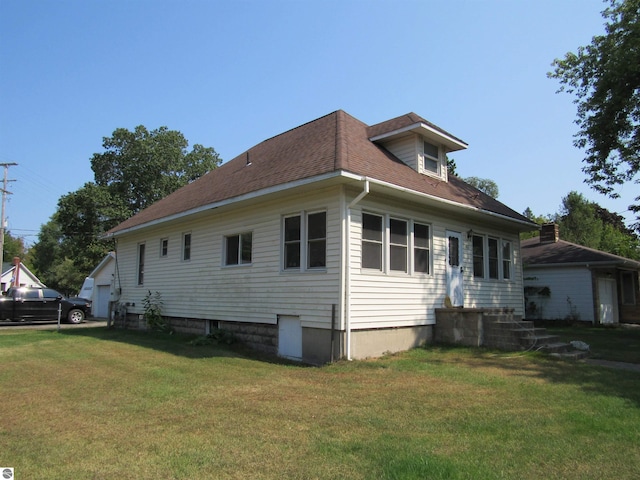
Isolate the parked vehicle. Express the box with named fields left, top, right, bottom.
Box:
left=0, top=287, right=92, bottom=324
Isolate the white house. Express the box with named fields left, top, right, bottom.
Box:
left=1, top=261, right=45, bottom=292
left=103, top=111, right=537, bottom=363
left=522, top=224, right=640, bottom=325
left=78, top=252, right=116, bottom=319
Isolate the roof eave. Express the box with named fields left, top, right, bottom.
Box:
left=369, top=122, right=468, bottom=152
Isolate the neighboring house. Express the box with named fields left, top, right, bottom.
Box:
left=78, top=252, right=116, bottom=318
left=1, top=261, right=45, bottom=292
left=522, top=224, right=640, bottom=325
left=103, top=110, right=537, bottom=363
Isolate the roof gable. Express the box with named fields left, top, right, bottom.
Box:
left=106, top=110, right=533, bottom=236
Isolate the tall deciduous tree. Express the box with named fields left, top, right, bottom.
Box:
left=464, top=176, right=499, bottom=199
left=31, top=126, right=221, bottom=291
left=91, top=126, right=221, bottom=216
left=549, top=0, right=640, bottom=228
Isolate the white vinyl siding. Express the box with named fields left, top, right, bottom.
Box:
left=523, top=266, right=595, bottom=322
left=114, top=187, right=342, bottom=330
left=349, top=197, right=525, bottom=329
left=115, top=185, right=526, bottom=333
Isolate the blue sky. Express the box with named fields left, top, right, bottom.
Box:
left=0, top=0, right=633, bottom=247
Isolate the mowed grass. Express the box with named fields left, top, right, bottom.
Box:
left=0, top=327, right=639, bottom=479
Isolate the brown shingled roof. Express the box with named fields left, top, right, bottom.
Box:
left=106, top=110, right=532, bottom=236
left=521, top=237, right=640, bottom=268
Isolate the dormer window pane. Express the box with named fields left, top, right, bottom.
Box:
left=424, top=141, right=438, bottom=158
left=423, top=141, right=439, bottom=173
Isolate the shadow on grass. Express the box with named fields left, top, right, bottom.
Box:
left=58, top=326, right=304, bottom=367
left=425, top=344, right=640, bottom=408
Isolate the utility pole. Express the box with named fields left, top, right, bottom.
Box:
left=0, top=163, right=17, bottom=277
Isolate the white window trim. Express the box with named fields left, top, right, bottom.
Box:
left=223, top=232, right=253, bottom=267
left=160, top=238, right=168, bottom=258
left=182, top=232, right=192, bottom=262
left=361, top=212, right=432, bottom=276
left=471, top=233, right=514, bottom=281
left=412, top=221, right=432, bottom=275
left=282, top=210, right=327, bottom=272
left=137, top=242, right=146, bottom=286
left=421, top=139, right=441, bottom=177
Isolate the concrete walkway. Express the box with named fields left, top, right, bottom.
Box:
left=584, top=359, right=640, bottom=373
left=0, top=318, right=108, bottom=330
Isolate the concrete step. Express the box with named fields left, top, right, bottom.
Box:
left=549, top=350, right=590, bottom=361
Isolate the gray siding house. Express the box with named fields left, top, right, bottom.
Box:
left=104, top=110, right=537, bottom=363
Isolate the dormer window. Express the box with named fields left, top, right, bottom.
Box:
left=423, top=141, right=439, bottom=174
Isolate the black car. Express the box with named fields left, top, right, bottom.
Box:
left=0, top=287, right=92, bottom=324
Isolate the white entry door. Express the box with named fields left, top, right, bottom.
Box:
left=446, top=231, right=464, bottom=307
left=598, top=278, right=619, bottom=325
left=278, top=315, right=302, bottom=360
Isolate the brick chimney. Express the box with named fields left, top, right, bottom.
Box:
left=540, top=223, right=559, bottom=244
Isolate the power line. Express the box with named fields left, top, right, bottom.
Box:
left=0, top=163, right=18, bottom=268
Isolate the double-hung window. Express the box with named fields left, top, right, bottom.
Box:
left=488, top=237, right=499, bottom=279
left=362, top=213, right=430, bottom=274
left=160, top=238, right=168, bottom=258
left=423, top=141, right=439, bottom=174
left=137, top=243, right=145, bottom=285
left=472, top=235, right=484, bottom=278
left=473, top=234, right=513, bottom=280
left=182, top=233, right=191, bottom=261
left=414, top=223, right=430, bottom=274
left=502, top=240, right=512, bottom=280
left=283, top=211, right=326, bottom=270
left=362, top=213, right=383, bottom=270
left=389, top=218, right=408, bottom=272
left=225, top=232, right=252, bottom=266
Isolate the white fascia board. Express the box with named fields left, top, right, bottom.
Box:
left=104, top=169, right=534, bottom=239
left=363, top=176, right=537, bottom=230
left=369, top=123, right=468, bottom=152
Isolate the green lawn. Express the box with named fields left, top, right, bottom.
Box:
left=547, top=324, right=640, bottom=364
left=0, top=327, right=639, bottom=479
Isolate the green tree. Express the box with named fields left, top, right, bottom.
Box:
left=521, top=208, right=552, bottom=240
left=91, top=126, right=221, bottom=216
left=556, top=191, right=640, bottom=258
left=446, top=156, right=458, bottom=176
left=29, top=217, right=63, bottom=287
left=31, top=126, right=221, bottom=292
left=558, top=191, right=604, bottom=248
left=549, top=0, right=640, bottom=228
left=2, top=231, right=26, bottom=265
left=464, top=176, right=499, bottom=199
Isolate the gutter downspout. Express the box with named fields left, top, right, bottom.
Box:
left=343, top=178, right=369, bottom=361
